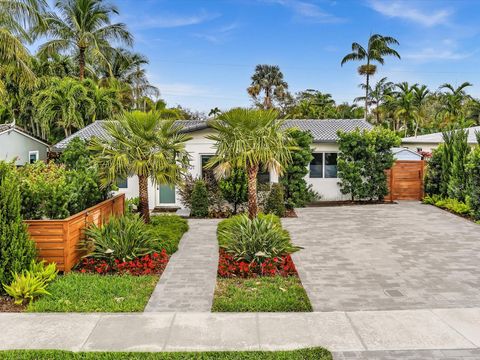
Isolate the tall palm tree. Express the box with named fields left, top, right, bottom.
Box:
left=247, top=65, right=288, bottom=109
left=38, top=0, right=133, bottom=81
left=411, top=84, right=430, bottom=136
left=207, top=108, right=295, bottom=219
left=439, top=82, right=472, bottom=118
left=0, top=0, right=47, bottom=93
left=355, top=77, right=394, bottom=125
left=89, top=111, right=191, bottom=223
left=341, top=34, right=400, bottom=119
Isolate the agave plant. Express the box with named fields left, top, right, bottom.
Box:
left=83, top=214, right=156, bottom=262
left=218, top=213, right=301, bottom=264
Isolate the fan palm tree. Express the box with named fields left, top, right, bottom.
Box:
left=0, top=0, right=47, bottom=93
left=247, top=65, right=288, bottom=109
left=37, top=0, right=133, bottom=81
left=341, top=34, right=400, bottom=119
left=89, top=111, right=192, bottom=223
left=207, top=108, right=295, bottom=219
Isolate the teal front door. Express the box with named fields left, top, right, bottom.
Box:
left=159, top=184, right=175, bottom=204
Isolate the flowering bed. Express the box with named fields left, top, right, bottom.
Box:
left=77, top=250, right=169, bottom=276
left=218, top=250, right=297, bottom=278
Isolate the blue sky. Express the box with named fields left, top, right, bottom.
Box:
left=45, top=0, right=480, bottom=112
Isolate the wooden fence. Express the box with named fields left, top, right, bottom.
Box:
left=386, top=160, right=425, bottom=201
left=25, top=194, right=125, bottom=272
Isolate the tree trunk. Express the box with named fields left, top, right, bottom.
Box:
left=247, top=164, right=259, bottom=219
left=365, top=73, right=370, bottom=121
left=138, top=174, right=150, bottom=223
left=264, top=87, right=271, bottom=109
left=79, top=46, right=86, bottom=81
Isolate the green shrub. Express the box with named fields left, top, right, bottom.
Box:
left=264, top=183, right=286, bottom=217
left=280, top=130, right=317, bottom=209
left=148, top=215, right=189, bottom=254
left=83, top=214, right=155, bottom=262
left=219, top=168, right=247, bottom=214
left=190, top=179, right=209, bottom=217
left=218, top=213, right=301, bottom=264
left=447, top=128, right=470, bottom=201
left=337, top=128, right=400, bottom=201
left=467, top=146, right=480, bottom=220
left=3, top=271, right=50, bottom=305
left=0, top=162, right=37, bottom=291
left=425, top=195, right=472, bottom=216
left=424, top=145, right=444, bottom=196
left=125, top=197, right=140, bottom=214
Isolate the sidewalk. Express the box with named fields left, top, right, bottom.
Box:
left=1, top=308, right=479, bottom=353
left=145, top=219, right=220, bottom=312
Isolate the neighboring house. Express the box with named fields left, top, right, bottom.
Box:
left=53, top=119, right=373, bottom=209
left=0, top=123, right=50, bottom=165
left=402, top=126, right=480, bottom=153
left=391, top=147, right=423, bottom=161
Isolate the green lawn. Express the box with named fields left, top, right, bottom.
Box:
left=149, top=215, right=189, bottom=255
left=212, top=276, right=313, bottom=312
left=27, top=273, right=158, bottom=312
left=0, top=348, right=331, bottom=359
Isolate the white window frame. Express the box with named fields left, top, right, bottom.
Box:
left=200, top=154, right=215, bottom=179
left=28, top=150, right=39, bottom=164
left=310, top=152, right=338, bottom=179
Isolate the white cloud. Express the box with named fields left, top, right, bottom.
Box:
left=131, top=10, right=219, bottom=29
left=403, top=48, right=472, bottom=62
left=193, top=23, right=239, bottom=44
left=368, top=0, right=452, bottom=27
left=266, top=0, right=344, bottom=23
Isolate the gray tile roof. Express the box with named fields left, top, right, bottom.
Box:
left=53, top=118, right=372, bottom=150
left=402, top=126, right=480, bottom=144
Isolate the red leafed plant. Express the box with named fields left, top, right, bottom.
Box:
left=217, top=249, right=297, bottom=278
left=77, top=250, right=169, bottom=276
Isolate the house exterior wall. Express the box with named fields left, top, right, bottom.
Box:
left=402, top=142, right=438, bottom=153
left=0, top=130, right=48, bottom=165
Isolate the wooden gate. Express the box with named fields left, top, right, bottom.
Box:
left=386, top=160, right=425, bottom=201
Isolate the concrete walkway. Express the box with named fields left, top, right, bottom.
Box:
left=1, top=308, right=480, bottom=354
left=145, top=219, right=220, bottom=312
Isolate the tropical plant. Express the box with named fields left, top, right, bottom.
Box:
left=27, top=260, right=58, bottom=284
left=447, top=127, right=470, bottom=201
left=247, top=64, right=288, bottom=109
left=355, top=77, right=394, bottom=125
left=439, top=82, right=473, bottom=118
left=89, top=111, right=191, bottom=222
left=83, top=78, right=123, bottom=121
left=37, top=0, right=133, bottom=80
left=3, top=271, right=50, bottom=305
left=190, top=179, right=209, bottom=218
left=83, top=214, right=155, bottom=262
left=341, top=34, right=400, bottom=119
left=467, top=145, right=480, bottom=220
left=207, top=108, right=295, bottom=219
left=424, top=145, right=444, bottom=196
left=280, top=130, right=316, bottom=209
left=0, top=161, right=37, bottom=290
left=218, top=213, right=300, bottom=264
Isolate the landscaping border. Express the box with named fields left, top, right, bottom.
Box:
left=25, top=194, right=125, bottom=272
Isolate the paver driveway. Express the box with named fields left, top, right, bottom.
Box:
left=283, top=202, right=480, bottom=312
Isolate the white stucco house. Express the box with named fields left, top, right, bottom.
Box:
left=0, top=123, right=50, bottom=165
left=402, top=126, right=480, bottom=153
left=53, top=119, right=373, bottom=209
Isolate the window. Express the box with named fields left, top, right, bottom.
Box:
left=116, top=177, right=128, bottom=188
left=310, top=152, right=337, bottom=178
left=201, top=155, right=214, bottom=179
left=309, top=153, right=323, bottom=178
left=257, top=169, right=270, bottom=184
left=28, top=151, right=39, bottom=164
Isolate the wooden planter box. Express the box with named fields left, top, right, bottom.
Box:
left=25, top=194, right=125, bottom=272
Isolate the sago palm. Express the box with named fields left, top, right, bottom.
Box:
left=89, top=111, right=191, bottom=223
left=207, top=108, right=295, bottom=219
left=341, top=34, right=400, bottom=120
left=247, top=65, right=288, bottom=109
left=38, top=0, right=133, bottom=80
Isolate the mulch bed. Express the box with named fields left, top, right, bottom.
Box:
left=0, top=296, right=25, bottom=312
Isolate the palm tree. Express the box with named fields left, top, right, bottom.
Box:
left=247, top=65, right=288, bottom=109
left=341, top=34, right=400, bottom=119
left=0, top=0, right=47, bottom=93
left=411, top=84, right=430, bottom=136
left=33, top=77, right=94, bottom=138
left=208, top=107, right=221, bottom=118
left=38, top=0, right=133, bottom=81
left=207, top=108, right=295, bottom=219
left=439, top=82, right=472, bottom=118
left=355, top=77, right=394, bottom=125
left=83, top=78, right=123, bottom=120
left=89, top=111, right=192, bottom=223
